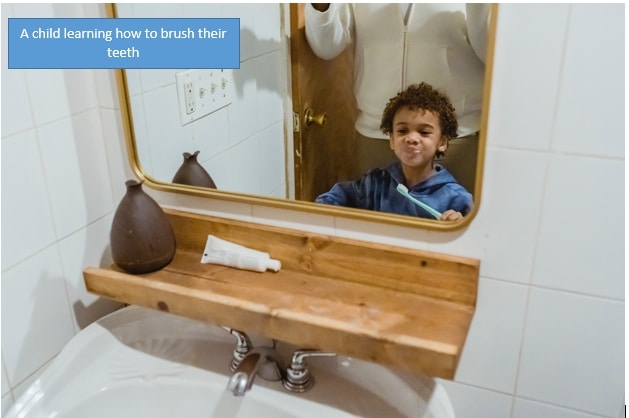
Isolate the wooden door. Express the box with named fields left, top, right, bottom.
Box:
left=289, top=4, right=358, bottom=202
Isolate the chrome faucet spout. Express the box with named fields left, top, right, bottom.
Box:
left=227, top=348, right=284, bottom=396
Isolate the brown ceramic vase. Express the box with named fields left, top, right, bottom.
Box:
left=172, top=150, right=217, bottom=189
left=110, top=180, right=176, bottom=274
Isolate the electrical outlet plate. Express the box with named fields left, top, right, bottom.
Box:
left=176, top=69, right=233, bottom=126
left=183, top=81, right=195, bottom=114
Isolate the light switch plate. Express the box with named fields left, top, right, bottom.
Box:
left=175, top=69, right=233, bottom=126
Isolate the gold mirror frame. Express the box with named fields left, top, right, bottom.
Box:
left=109, top=3, right=498, bottom=231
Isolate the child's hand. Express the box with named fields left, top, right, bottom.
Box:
left=440, top=209, right=463, bottom=221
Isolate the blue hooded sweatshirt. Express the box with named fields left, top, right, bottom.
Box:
left=315, top=162, right=473, bottom=219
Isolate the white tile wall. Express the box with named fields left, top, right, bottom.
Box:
left=552, top=4, right=624, bottom=159
left=1, top=361, right=8, bottom=398
left=1, top=246, right=75, bottom=385
left=140, top=83, right=191, bottom=180
left=255, top=51, right=285, bottom=130
left=123, top=4, right=287, bottom=193
left=516, top=288, right=624, bottom=417
left=1, top=131, right=57, bottom=270
left=99, top=108, right=134, bottom=201
left=9, top=3, right=55, bottom=19
left=223, top=3, right=255, bottom=61
left=192, top=103, right=231, bottom=165
left=473, top=148, right=550, bottom=284
left=37, top=110, right=114, bottom=239
left=532, top=155, right=624, bottom=299
left=25, top=69, right=99, bottom=126
left=438, top=380, right=514, bottom=418
left=0, top=70, right=33, bottom=137
left=56, top=214, right=123, bottom=331
left=488, top=3, right=569, bottom=152
left=125, top=2, right=182, bottom=19
left=454, top=278, right=529, bottom=393
left=48, top=3, right=86, bottom=18
left=257, top=122, right=287, bottom=196
left=253, top=3, right=282, bottom=56
left=182, top=3, right=222, bottom=20
left=93, top=70, right=119, bottom=110
left=229, top=59, right=260, bottom=145
left=1, top=3, right=624, bottom=418
left=513, top=398, right=607, bottom=418
left=124, top=68, right=143, bottom=96
left=128, top=92, right=153, bottom=172
left=0, top=389, right=11, bottom=418
left=138, top=69, right=180, bottom=95
left=230, top=129, right=266, bottom=196
left=206, top=147, right=236, bottom=192
left=0, top=396, right=11, bottom=418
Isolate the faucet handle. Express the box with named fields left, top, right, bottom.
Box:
left=283, top=349, right=336, bottom=392
left=221, top=326, right=252, bottom=372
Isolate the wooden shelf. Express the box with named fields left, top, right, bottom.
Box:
left=84, top=208, right=479, bottom=379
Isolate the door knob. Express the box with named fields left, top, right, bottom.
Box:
left=303, top=108, right=327, bottom=129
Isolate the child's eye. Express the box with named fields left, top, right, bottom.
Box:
left=397, top=129, right=408, bottom=134
left=420, top=130, right=432, bottom=136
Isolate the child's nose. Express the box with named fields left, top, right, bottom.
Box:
left=406, top=133, right=420, bottom=144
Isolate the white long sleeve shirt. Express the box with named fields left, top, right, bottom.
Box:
left=305, top=3, right=490, bottom=139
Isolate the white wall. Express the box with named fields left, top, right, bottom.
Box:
left=117, top=3, right=287, bottom=198
left=1, top=3, right=121, bottom=415
left=1, top=3, right=624, bottom=418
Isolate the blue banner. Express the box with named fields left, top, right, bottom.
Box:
left=8, top=18, right=240, bottom=69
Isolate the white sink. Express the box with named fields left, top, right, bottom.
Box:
left=7, top=306, right=454, bottom=418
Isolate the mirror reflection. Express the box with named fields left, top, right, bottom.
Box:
left=315, top=82, right=473, bottom=222
left=115, top=3, right=495, bottom=226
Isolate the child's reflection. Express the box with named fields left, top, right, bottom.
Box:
left=316, top=83, right=472, bottom=221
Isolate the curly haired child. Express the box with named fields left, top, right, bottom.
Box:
left=316, top=83, right=473, bottom=221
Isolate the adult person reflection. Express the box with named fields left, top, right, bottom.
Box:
left=305, top=3, right=490, bottom=193
left=316, top=83, right=472, bottom=221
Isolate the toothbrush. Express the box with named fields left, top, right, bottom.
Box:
left=396, top=184, right=442, bottom=219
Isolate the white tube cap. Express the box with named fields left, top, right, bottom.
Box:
left=266, top=258, right=281, bottom=272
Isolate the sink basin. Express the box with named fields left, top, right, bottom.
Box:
left=6, top=306, right=455, bottom=418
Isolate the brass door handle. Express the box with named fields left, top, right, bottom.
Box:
left=304, top=108, right=327, bottom=129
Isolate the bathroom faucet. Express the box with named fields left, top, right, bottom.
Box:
left=221, top=326, right=252, bottom=372
left=222, top=327, right=337, bottom=395
left=227, top=347, right=285, bottom=396
left=283, top=349, right=336, bottom=392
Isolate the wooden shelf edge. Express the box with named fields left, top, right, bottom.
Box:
left=84, top=210, right=479, bottom=379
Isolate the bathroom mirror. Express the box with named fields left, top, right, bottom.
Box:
left=111, top=3, right=497, bottom=230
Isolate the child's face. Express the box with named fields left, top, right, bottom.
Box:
left=389, top=106, right=447, bottom=169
